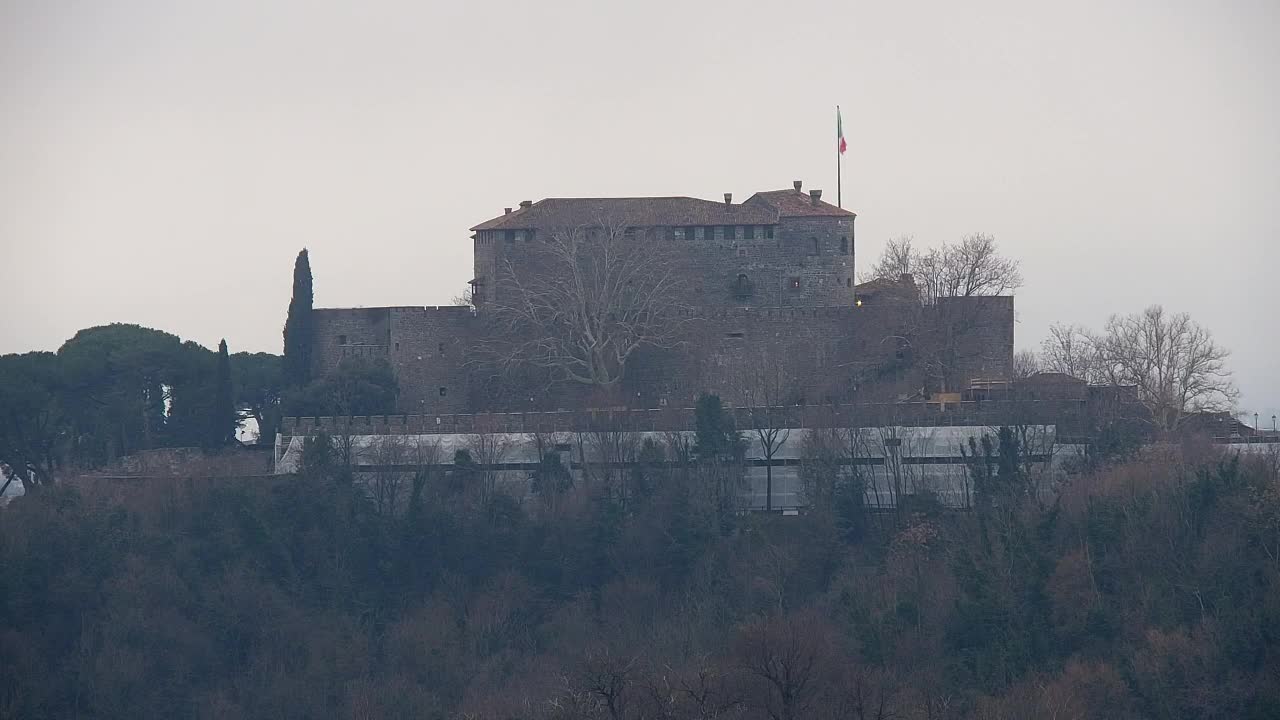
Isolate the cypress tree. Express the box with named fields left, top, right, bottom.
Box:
left=214, top=339, right=235, bottom=445
left=283, top=248, right=314, bottom=386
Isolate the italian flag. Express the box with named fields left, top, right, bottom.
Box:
left=837, top=106, right=847, bottom=155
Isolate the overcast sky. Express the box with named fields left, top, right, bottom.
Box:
left=2, top=0, right=1277, bottom=421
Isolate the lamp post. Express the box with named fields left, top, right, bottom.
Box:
left=1273, top=414, right=1277, bottom=433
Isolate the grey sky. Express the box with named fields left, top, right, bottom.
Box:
left=2, top=0, right=1277, bottom=421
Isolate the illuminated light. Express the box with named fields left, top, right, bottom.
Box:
left=855, top=299, right=863, bottom=307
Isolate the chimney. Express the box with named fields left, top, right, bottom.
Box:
left=810, top=189, right=822, bottom=205
left=519, top=200, right=532, bottom=209
left=723, top=192, right=732, bottom=206
left=504, top=207, right=513, bottom=214
left=793, top=180, right=803, bottom=191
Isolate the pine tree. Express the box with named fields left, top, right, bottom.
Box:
left=283, top=249, right=314, bottom=386
left=214, top=339, right=235, bottom=445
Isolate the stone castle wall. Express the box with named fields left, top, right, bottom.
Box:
left=310, top=295, right=1009, bottom=414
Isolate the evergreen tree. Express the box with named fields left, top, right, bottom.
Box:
left=693, top=393, right=740, bottom=461
left=213, top=339, right=235, bottom=445
left=283, top=248, right=314, bottom=387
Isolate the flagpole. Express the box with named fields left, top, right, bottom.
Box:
left=836, top=105, right=842, bottom=209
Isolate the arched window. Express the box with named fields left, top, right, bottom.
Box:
left=732, top=273, right=753, bottom=300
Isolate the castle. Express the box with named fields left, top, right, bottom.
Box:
left=308, top=181, right=1014, bottom=413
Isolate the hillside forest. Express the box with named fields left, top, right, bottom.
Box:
left=2, top=427, right=1278, bottom=719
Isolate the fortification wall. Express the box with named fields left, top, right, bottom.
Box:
left=938, top=296, right=1016, bottom=384
left=387, top=306, right=477, bottom=414
left=311, top=307, right=392, bottom=378
left=310, top=295, right=1015, bottom=414
left=280, top=399, right=1091, bottom=439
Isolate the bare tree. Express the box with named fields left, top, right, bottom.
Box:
left=863, top=234, right=1022, bottom=305
left=862, top=234, right=1021, bottom=392
left=860, top=235, right=916, bottom=283
left=367, top=435, right=411, bottom=518
left=1090, top=305, right=1237, bottom=432
left=1040, top=323, right=1101, bottom=382
left=462, top=432, right=514, bottom=511
left=734, top=611, right=835, bottom=720
left=1011, top=349, right=1042, bottom=379
left=484, top=220, right=692, bottom=388
left=737, top=349, right=798, bottom=512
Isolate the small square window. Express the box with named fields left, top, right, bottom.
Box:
left=439, top=387, right=448, bottom=397
left=337, top=334, right=347, bottom=345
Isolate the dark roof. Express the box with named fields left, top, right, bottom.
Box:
left=747, top=188, right=856, bottom=218
left=1019, top=372, right=1087, bottom=385
left=471, top=197, right=779, bottom=232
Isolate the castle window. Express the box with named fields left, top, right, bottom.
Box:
left=732, top=273, right=753, bottom=299
left=765, top=226, right=774, bottom=239
left=338, top=335, right=347, bottom=345
left=395, top=342, right=400, bottom=351
left=846, top=277, right=852, bottom=288
left=744, top=226, right=756, bottom=240
left=811, top=238, right=820, bottom=255
left=789, top=277, right=801, bottom=291
left=726, top=331, right=745, bottom=339
left=672, top=227, right=686, bottom=241
left=439, top=387, right=447, bottom=397
left=694, top=227, right=705, bottom=240
left=685, top=226, right=696, bottom=240
left=516, top=230, right=526, bottom=242
left=438, top=342, right=445, bottom=354
left=841, top=236, right=849, bottom=254
left=504, top=231, right=514, bottom=244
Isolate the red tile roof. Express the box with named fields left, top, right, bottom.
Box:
left=471, top=196, right=779, bottom=232
left=746, top=188, right=856, bottom=218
